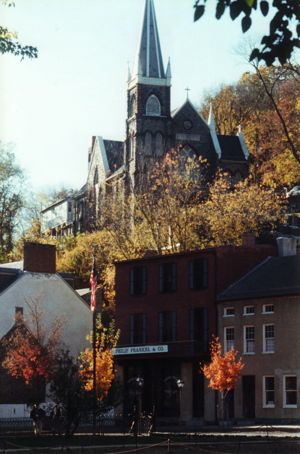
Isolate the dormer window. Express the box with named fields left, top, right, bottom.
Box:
left=146, top=95, right=161, bottom=116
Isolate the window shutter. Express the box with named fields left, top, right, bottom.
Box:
left=130, top=269, right=134, bottom=295
left=189, top=261, right=194, bottom=289
left=203, top=308, right=209, bottom=352
left=189, top=310, right=195, bottom=340
left=159, top=312, right=164, bottom=342
left=142, top=267, right=147, bottom=294
left=202, top=259, right=208, bottom=288
left=159, top=264, right=164, bottom=292
left=172, top=311, right=177, bottom=341
left=130, top=315, right=134, bottom=344
left=142, top=314, right=147, bottom=344
left=172, top=263, right=177, bottom=291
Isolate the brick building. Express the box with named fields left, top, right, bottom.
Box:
left=114, top=241, right=276, bottom=425
left=218, top=238, right=300, bottom=422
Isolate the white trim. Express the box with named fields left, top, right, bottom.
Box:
left=243, top=305, right=255, bottom=316
left=263, top=375, right=275, bottom=408
left=243, top=325, right=255, bottom=354
left=263, top=323, right=275, bottom=354
left=223, top=306, right=235, bottom=317
left=283, top=375, right=298, bottom=408
left=262, top=303, right=274, bottom=314
left=128, top=76, right=170, bottom=89
left=224, top=326, right=234, bottom=353
left=237, top=125, right=249, bottom=159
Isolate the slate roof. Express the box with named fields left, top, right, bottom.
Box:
left=133, top=0, right=165, bottom=79
left=103, top=140, right=124, bottom=172
left=218, top=135, right=246, bottom=161
left=218, top=255, right=300, bottom=301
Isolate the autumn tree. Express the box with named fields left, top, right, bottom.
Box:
left=80, top=315, right=120, bottom=402
left=193, top=0, right=300, bottom=65
left=204, top=173, right=286, bottom=246
left=3, top=297, right=64, bottom=384
left=201, top=337, right=244, bottom=420
left=200, top=66, right=300, bottom=188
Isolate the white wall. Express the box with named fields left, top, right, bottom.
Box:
left=0, top=272, right=92, bottom=357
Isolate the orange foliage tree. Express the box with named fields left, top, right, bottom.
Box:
left=201, top=337, right=244, bottom=420
left=2, top=298, right=63, bottom=384
left=80, top=315, right=119, bottom=401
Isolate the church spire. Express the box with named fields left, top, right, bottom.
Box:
left=133, top=0, right=166, bottom=79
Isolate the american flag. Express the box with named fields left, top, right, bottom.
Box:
left=90, top=259, right=97, bottom=312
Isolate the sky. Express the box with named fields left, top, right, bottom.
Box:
left=0, top=0, right=274, bottom=192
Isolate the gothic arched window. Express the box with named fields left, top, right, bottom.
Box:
left=155, top=132, right=164, bottom=156
left=93, top=168, right=99, bottom=185
left=144, top=132, right=152, bottom=155
left=129, top=94, right=136, bottom=117
left=146, top=95, right=161, bottom=116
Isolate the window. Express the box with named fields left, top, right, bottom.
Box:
left=130, top=314, right=147, bottom=344
left=224, top=307, right=235, bottom=317
left=129, top=94, right=136, bottom=117
left=243, top=305, right=255, bottom=315
left=284, top=376, right=297, bottom=407
left=144, top=132, right=152, bottom=156
left=189, top=307, right=209, bottom=353
left=159, top=263, right=176, bottom=293
left=159, top=311, right=176, bottom=342
left=146, top=94, right=161, bottom=116
left=263, top=376, right=275, bottom=408
left=244, top=326, right=255, bottom=354
left=224, top=327, right=234, bottom=352
left=263, top=324, right=275, bottom=353
left=189, top=258, right=208, bottom=290
left=130, top=266, right=147, bottom=295
left=155, top=132, right=164, bottom=156
left=262, top=304, right=274, bottom=314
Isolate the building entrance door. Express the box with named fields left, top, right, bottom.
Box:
left=242, top=375, right=255, bottom=419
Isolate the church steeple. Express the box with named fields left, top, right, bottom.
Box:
left=133, top=0, right=166, bottom=81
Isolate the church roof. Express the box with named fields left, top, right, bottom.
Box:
left=133, top=0, right=165, bottom=79
left=103, top=140, right=124, bottom=172
left=217, top=135, right=247, bottom=161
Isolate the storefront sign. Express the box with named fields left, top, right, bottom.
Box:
left=112, top=345, right=168, bottom=356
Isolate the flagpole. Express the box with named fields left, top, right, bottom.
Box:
left=92, top=304, right=97, bottom=435
left=90, top=248, right=97, bottom=436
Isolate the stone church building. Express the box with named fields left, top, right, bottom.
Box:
left=42, top=0, right=249, bottom=236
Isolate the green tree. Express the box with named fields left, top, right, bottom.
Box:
left=0, top=144, right=25, bottom=261
left=193, top=0, right=300, bottom=65
left=0, top=2, right=37, bottom=59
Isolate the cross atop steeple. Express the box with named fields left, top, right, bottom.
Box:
left=185, top=87, right=191, bottom=100
left=133, top=0, right=166, bottom=80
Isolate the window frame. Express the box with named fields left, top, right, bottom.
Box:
left=223, top=307, right=235, bottom=317
left=189, top=258, right=208, bottom=291
left=283, top=375, right=298, bottom=408
left=262, top=304, right=274, bottom=314
left=224, top=326, right=235, bottom=352
left=159, top=262, right=177, bottom=293
left=129, top=265, right=147, bottom=296
left=263, top=375, right=275, bottom=408
left=243, top=325, right=255, bottom=355
left=145, top=94, right=161, bottom=116
left=263, top=324, right=275, bottom=354
left=243, top=305, right=255, bottom=316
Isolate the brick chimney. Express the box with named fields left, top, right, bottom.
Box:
left=23, top=242, right=56, bottom=273
left=242, top=233, right=256, bottom=247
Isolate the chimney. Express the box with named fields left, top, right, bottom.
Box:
left=276, top=237, right=297, bottom=257
left=23, top=242, right=56, bottom=273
